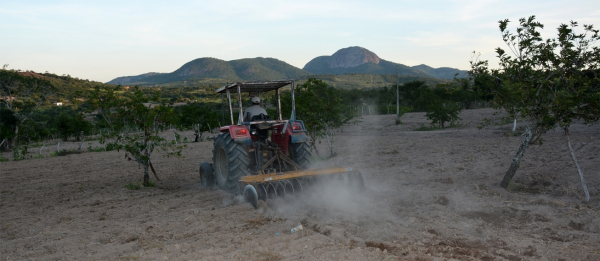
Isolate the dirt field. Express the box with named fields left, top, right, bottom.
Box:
left=1, top=108, right=599, bottom=260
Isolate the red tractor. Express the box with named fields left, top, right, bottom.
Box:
left=199, top=80, right=363, bottom=208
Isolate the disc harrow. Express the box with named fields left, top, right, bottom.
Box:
left=199, top=80, right=365, bottom=210
left=241, top=167, right=365, bottom=209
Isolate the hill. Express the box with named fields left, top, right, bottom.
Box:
left=303, top=46, right=466, bottom=79
left=106, top=72, right=167, bottom=85
left=295, top=73, right=445, bottom=89
left=411, top=64, right=467, bottom=79
left=6, top=71, right=105, bottom=103
left=107, top=57, right=311, bottom=85
left=106, top=47, right=464, bottom=87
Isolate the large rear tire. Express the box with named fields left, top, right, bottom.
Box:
left=289, top=141, right=311, bottom=169
left=212, top=133, right=250, bottom=193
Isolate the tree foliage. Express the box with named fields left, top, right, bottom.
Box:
left=471, top=16, right=600, bottom=197
left=173, top=103, right=220, bottom=141
left=0, top=67, right=55, bottom=148
left=472, top=16, right=600, bottom=140
left=282, top=78, right=356, bottom=157
left=424, top=85, right=462, bottom=128
left=0, top=107, right=18, bottom=149
left=87, top=86, right=183, bottom=186
left=55, top=111, right=92, bottom=141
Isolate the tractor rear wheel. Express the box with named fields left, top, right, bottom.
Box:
left=213, top=132, right=250, bottom=193
left=289, top=141, right=311, bottom=169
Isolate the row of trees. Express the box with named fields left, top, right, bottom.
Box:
left=0, top=91, right=221, bottom=148
left=3, top=58, right=490, bottom=154
left=0, top=77, right=485, bottom=155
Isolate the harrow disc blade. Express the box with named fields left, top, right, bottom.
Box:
left=284, top=180, right=294, bottom=195
left=267, top=183, right=277, bottom=199
left=291, top=179, right=303, bottom=193
left=258, top=184, right=268, bottom=201
left=276, top=181, right=286, bottom=198
left=243, top=185, right=258, bottom=209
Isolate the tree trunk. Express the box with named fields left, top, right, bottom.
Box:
left=325, top=127, right=335, bottom=158
left=565, top=128, right=590, bottom=202
left=143, top=164, right=150, bottom=186
left=78, top=131, right=85, bottom=151
left=149, top=161, right=160, bottom=181
left=500, top=125, right=533, bottom=189
left=193, top=124, right=201, bottom=142
left=0, top=138, right=6, bottom=151
left=9, top=125, right=18, bottom=149
left=309, top=128, right=320, bottom=157
left=313, top=144, right=320, bottom=156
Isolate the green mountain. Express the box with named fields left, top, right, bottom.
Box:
left=107, top=57, right=311, bottom=85
left=106, top=72, right=167, bottom=85
left=107, top=47, right=465, bottom=86
left=303, top=46, right=466, bottom=79
left=411, top=64, right=467, bottom=79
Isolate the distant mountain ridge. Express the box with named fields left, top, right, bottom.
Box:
left=411, top=64, right=467, bottom=79
left=108, top=72, right=166, bottom=85
left=107, top=57, right=311, bottom=85
left=303, top=46, right=466, bottom=79
left=107, top=46, right=466, bottom=85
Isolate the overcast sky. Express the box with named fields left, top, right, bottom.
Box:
left=1, top=0, right=599, bottom=83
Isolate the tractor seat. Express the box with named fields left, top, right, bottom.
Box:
left=250, top=114, right=272, bottom=130
left=250, top=113, right=269, bottom=121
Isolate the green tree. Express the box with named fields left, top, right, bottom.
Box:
left=282, top=78, right=355, bottom=157
left=0, top=67, right=55, bottom=148
left=471, top=16, right=600, bottom=200
left=87, top=86, right=183, bottom=186
left=424, top=85, right=462, bottom=128
left=86, top=85, right=123, bottom=131
left=55, top=111, right=92, bottom=141
left=0, top=107, right=18, bottom=150
left=398, top=81, right=430, bottom=111
left=174, top=103, right=220, bottom=141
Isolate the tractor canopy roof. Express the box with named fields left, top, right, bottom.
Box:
left=215, top=80, right=293, bottom=94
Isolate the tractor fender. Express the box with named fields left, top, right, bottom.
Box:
left=234, top=138, right=252, bottom=145
left=221, top=125, right=252, bottom=145
left=272, top=123, right=307, bottom=155
left=290, top=134, right=307, bottom=144
left=285, top=120, right=307, bottom=144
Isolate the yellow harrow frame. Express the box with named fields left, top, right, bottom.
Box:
left=241, top=167, right=364, bottom=209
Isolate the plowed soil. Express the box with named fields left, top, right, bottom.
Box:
left=2, top=108, right=599, bottom=260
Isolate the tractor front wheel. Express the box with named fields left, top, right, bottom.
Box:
left=213, top=133, right=250, bottom=193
